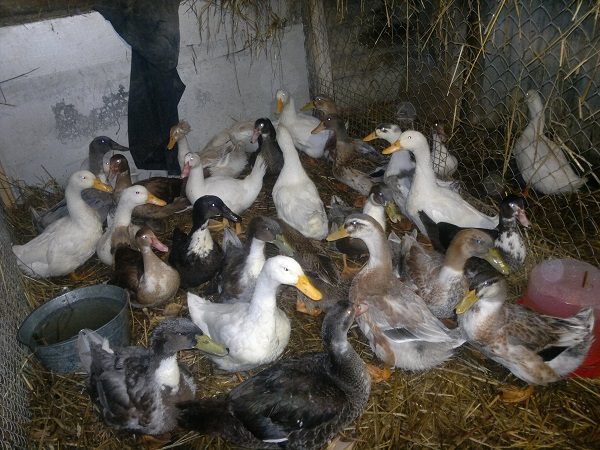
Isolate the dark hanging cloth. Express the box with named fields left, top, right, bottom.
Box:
left=95, top=0, right=184, bottom=174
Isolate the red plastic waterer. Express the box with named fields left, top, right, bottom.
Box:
left=517, top=258, right=600, bottom=378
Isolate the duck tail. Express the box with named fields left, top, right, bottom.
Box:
left=177, top=397, right=234, bottom=434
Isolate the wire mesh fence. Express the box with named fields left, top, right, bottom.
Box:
left=0, top=206, right=31, bottom=450
left=302, top=0, right=600, bottom=269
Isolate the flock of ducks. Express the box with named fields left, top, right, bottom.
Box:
left=13, top=88, right=595, bottom=449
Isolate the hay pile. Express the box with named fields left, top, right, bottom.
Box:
left=8, top=147, right=600, bottom=450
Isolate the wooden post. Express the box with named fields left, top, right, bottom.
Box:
left=0, top=160, right=16, bottom=209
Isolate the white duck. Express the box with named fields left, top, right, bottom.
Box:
left=13, top=170, right=112, bottom=278
left=431, top=122, right=458, bottom=178
left=96, top=185, right=166, bottom=266
left=187, top=255, right=322, bottom=372
left=275, top=89, right=332, bottom=158
left=183, top=152, right=266, bottom=215
left=168, top=120, right=251, bottom=178
left=273, top=125, right=329, bottom=240
left=383, top=131, right=498, bottom=236
left=513, top=90, right=586, bottom=194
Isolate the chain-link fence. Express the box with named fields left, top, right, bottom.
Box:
left=0, top=206, right=31, bottom=449
left=302, top=0, right=600, bottom=268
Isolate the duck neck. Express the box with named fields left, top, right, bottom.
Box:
left=362, top=201, right=386, bottom=233
left=65, top=184, right=94, bottom=224
left=326, top=338, right=370, bottom=399
left=443, top=243, right=468, bottom=273
left=410, top=146, right=437, bottom=187
left=279, top=141, right=305, bottom=182
left=141, top=246, right=163, bottom=275
left=247, top=271, right=279, bottom=317
left=363, top=232, right=393, bottom=276
left=498, top=215, right=517, bottom=234
left=280, top=97, right=296, bottom=122
left=186, top=163, right=206, bottom=197
left=187, top=221, right=213, bottom=257
left=113, top=171, right=132, bottom=200
left=112, top=201, right=136, bottom=228
left=244, top=239, right=267, bottom=278
left=528, top=96, right=545, bottom=134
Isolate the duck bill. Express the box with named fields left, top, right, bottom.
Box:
left=272, top=234, right=295, bottom=257
left=250, top=128, right=261, bottom=144
left=295, top=274, right=322, bottom=301
left=111, top=142, right=129, bottom=153
left=363, top=131, right=378, bottom=142
left=181, top=162, right=191, bottom=178
left=300, top=100, right=315, bottom=112
left=223, top=208, right=242, bottom=223
left=311, top=121, right=326, bottom=134
left=484, top=248, right=510, bottom=275
left=167, top=135, right=177, bottom=150
left=195, top=335, right=229, bottom=357
left=92, top=178, right=113, bottom=193
left=150, top=236, right=169, bottom=253
left=326, top=225, right=349, bottom=241
left=516, top=208, right=531, bottom=228
left=382, top=140, right=402, bottom=155
left=385, top=202, right=401, bottom=223
left=146, top=193, right=167, bottom=206
left=455, top=289, right=478, bottom=314
left=275, top=98, right=284, bottom=114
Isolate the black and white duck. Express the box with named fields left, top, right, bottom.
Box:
left=169, top=195, right=241, bottom=289
left=77, top=318, right=228, bottom=437
left=249, top=117, right=284, bottom=176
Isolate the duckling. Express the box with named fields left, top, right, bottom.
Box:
left=327, top=214, right=465, bottom=371
left=107, top=154, right=189, bottom=221
left=167, top=120, right=250, bottom=178
left=420, top=194, right=531, bottom=273
left=513, top=90, right=586, bottom=194
left=250, top=118, right=284, bottom=176
left=183, top=152, right=266, bottom=215
left=178, top=300, right=370, bottom=449
left=13, top=170, right=112, bottom=278
left=312, top=114, right=375, bottom=195
left=383, top=131, right=498, bottom=235
left=77, top=317, right=228, bottom=436
left=431, top=122, right=458, bottom=178
left=400, top=229, right=509, bottom=319
left=275, top=89, right=332, bottom=158
left=111, top=226, right=180, bottom=307
left=456, top=275, right=594, bottom=385
left=169, top=195, right=241, bottom=289
left=218, top=216, right=293, bottom=301
left=96, top=185, right=167, bottom=266
left=30, top=136, right=126, bottom=232
left=273, top=125, right=328, bottom=240
left=187, top=255, right=322, bottom=372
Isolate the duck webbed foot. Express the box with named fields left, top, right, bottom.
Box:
left=139, top=433, right=171, bottom=450
left=340, top=254, right=363, bottom=280
left=366, top=364, right=392, bottom=383
left=499, top=384, right=534, bottom=403
left=295, top=298, right=323, bottom=316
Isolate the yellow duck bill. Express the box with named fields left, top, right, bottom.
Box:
left=455, top=289, right=478, bottom=314
left=295, top=274, right=322, bottom=301
left=326, top=225, right=349, bottom=241
left=196, top=335, right=229, bottom=357
left=382, top=140, right=403, bottom=155
left=484, top=248, right=510, bottom=276
left=362, top=131, right=379, bottom=142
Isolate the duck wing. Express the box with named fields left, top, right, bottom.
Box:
left=228, top=354, right=341, bottom=442
left=138, top=177, right=184, bottom=203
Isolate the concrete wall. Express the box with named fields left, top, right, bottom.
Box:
left=0, top=2, right=309, bottom=187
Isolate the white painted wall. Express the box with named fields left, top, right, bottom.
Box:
left=0, top=2, right=309, bottom=187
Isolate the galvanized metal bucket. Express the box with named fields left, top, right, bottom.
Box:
left=17, top=284, right=130, bottom=373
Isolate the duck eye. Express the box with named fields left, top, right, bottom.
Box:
left=136, top=190, right=141, bottom=195
left=283, top=267, right=289, bottom=272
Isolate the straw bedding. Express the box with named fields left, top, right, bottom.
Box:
left=7, top=146, right=600, bottom=450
